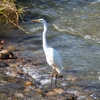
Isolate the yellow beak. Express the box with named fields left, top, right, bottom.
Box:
left=31, top=19, right=40, bottom=22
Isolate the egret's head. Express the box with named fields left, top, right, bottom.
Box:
left=31, top=19, right=46, bottom=24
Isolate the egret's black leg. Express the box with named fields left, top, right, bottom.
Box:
left=55, top=71, right=58, bottom=87
left=50, top=68, right=55, bottom=87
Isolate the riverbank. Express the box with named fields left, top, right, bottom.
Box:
left=0, top=30, right=77, bottom=100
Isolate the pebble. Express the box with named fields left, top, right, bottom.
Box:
left=53, top=88, right=64, bottom=94
left=7, top=45, right=15, bottom=51
left=24, top=88, right=30, bottom=92
left=66, top=93, right=77, bottom=100
left=35, top=89, right=43, bottom=95
left=14, top=93, right=24, bottom=98
left=25, top=81, right=32, bottom=86
left=46, top=91, right=57, bottom=96
left=0, top=46, right=4, bottom=49
left=66, top=73, right=78, bottom=82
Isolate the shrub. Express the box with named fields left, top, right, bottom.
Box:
left=0, top=0, right=24, bottom=32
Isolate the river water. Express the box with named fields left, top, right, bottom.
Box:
left=21, top=0, right=100, bottom=98
left=0, top=0, right=100, bottom=99
left=24, top=0, right=100, bottom=99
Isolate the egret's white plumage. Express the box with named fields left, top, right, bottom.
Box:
left=45, top=47, right=64, bottom=74
left=32, top=19, right=64, bottom=86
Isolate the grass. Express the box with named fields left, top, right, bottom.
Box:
left=0, top=0, right=26, bottom=33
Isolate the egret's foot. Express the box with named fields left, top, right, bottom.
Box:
left=58, top=74, right=63, bottom=79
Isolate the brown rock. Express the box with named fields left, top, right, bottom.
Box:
left=53, top=88, right=64, bottom=94
left=7, top=46, right=15, bottom=51
left=35, top=89, right=43, bottom=95
left=14, top=93, right=24, bottom=98
left=24, top=88, right=30, bottom=92
left=46, top=91, right=57, bottom=96
left=66, top=73, right=78, bottom=82
left=0, top=50, right=16, bottom=59
left=66, top=93, right=78, bottom=100
left=25, top=81, right=32, bottom=86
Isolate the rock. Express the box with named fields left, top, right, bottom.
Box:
left=66, top=73, right=78, bottom=82
left=0, top=46, right=4, bottom=49
left=66, top=93, right=77, bottom=100
left=0, top=62, right=9, bottom=68
left=17, top=70, right=24, bottom=76
left=53, top=88, right=64, bottom=94
left=0, top=50, right=16, bottom=60
left=7, top=46, right=16, bottom=51
left=24, top=88, right=30, bottom=92
left=46, top=91, right=57, bottom=96
left=14, top=93, right=24, bottom=98
left=45, top=88, right=64, bottom=96
left=35, top=89, right=43, bottom=95
left=25, top=81, right=32, bottom=86
left=0, top=39, right=5, bottom=44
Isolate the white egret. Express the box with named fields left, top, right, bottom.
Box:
left=32, top=19, right=64, bottom=86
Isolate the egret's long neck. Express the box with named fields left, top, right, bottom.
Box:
left=42, top=22, right=48, bottom=52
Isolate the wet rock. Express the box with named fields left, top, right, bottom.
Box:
left=0, top=39, right=5, bottom=44
left=45, top=89, right=77, bottom=100
left=7, top=45, right=16, bottom=51
left=14, top=93, right=24, bottom=98
left=17, top=70, right=24, bottom=76
left=25, top=81, right=32, bottom=86
left=46, top=91, right=57, bottom=96
left=69, top=86, right=83, bottom=91
left=53, top=88, right=64, bottom=94
left=0, top=46, right=4, bottom=49
left=66, top=73, right=79, bottom=82
left=66, top=93, right=78, bottom=100
left=24, top=88, right=30, bottom=92
left=10, top=64, right=17, bottom=68
left=35, top=89, right=43, bottom=95
left=45, top=88, right=64, bottom=96
left=5, top=66, right=18, bottom=77
left=0, top=62, right=9, bottom=68
left=0, top=50, right=16, bottom=60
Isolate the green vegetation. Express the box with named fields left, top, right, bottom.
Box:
left=0, top=0, right=25, bottom=32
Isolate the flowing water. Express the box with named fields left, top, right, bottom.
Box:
left=0, top=0, right=100, bottom=99
left=25, top=0, right=100, bottom=98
